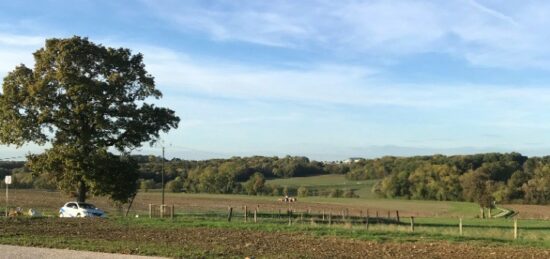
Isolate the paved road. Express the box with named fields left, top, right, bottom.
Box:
left=0, top=245, right=167, bottom=259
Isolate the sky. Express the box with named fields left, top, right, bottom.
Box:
left=2, top=0, right=550, bottom=160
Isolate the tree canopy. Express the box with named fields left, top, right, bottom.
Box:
left=0, top=36, right=179, bottom=203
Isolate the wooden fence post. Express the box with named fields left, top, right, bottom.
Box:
left=227, top=207, right=233, bottom=222
left=149, top=204, right=152, bottom=218
left=459, top=217, right=463, bottom=236
left=254, top=209, right=257, bottom=223
left=376, top=211, right=379, bottom=218
left=396, top=210, right=400, bottom=223
left=514, top=219, right=518, bottom=240
left=342, top=210, right=345, bottom=222
left=329, top=213, right=332, bottom=226
left=410, top=217, right=415, bottom=232
left=160, top=205, right=164, bottom=218
left=171, top=205, right=174, bottom=219
left=288, top=210, right=292, bottom=226
left=322, top=210, right=325, bottom=221
left=244, top=206, right=248, bottom=222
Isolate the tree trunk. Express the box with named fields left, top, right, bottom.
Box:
left=77, top=180, right=87, bottom=202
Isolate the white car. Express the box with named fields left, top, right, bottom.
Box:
left=59, top=202, right=106, bottom=218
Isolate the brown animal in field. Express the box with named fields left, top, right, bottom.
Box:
left=8, top=207, right=24, bottom=217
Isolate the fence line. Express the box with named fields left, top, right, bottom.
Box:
left=143, top=204, right=531, bottom=241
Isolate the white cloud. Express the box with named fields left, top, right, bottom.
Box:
left=133, top=45, right=550, bottom=110
left=0, top=33, right=44, bottom=80
left=143, top=0, right=550, bottom=69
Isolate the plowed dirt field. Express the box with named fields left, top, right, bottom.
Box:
left=1, top=218, right=548, bottom=258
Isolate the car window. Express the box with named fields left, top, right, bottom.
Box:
left=67, top=203, right=77, bottom=208
left=78, top=203, right=95, bottom=209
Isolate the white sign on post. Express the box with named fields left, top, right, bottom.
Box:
left=4, top=176, right=11, bottom=185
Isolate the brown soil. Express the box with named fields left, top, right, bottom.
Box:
left=1, top=218, right=549, bottom=258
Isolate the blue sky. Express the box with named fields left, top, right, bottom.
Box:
left=2, top=0, right=550, bottom=160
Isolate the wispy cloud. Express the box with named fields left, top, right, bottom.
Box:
left=132, top=44, right=550, bottom=109
left=143, top=0, right=550, bottom=69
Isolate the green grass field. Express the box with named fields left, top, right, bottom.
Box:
left=267, top=174, right=379, bottom=198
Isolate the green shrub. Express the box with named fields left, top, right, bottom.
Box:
left=297, top=186, right=309, bottom=197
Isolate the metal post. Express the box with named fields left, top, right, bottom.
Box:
left=514, top=219, right=518, bottom=240
left=5, top=183, right=8, bottom=217
left=161, top=147, right=165, bottom=207
left=459, top=217, right=463, bottom=236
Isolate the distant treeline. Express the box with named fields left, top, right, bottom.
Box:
left=135, top=155, right=329, bottom=196
left=3, top=152, right=550, bottom=205
left=346, top=153, right=550, bottom=206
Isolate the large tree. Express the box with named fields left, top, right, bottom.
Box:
left=0, top=36, right=179, bottom=203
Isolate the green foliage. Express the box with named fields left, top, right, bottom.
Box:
left=371, top=152, right=550, bottom=205
left=328, top=188, right=343, bottom=198
left=244, top=172, right=265, bottom=195
left=297, top=186, right=309, bottom=197
left=140, top=179, right=155, bottom=192
left=166, top=177, right=184, bottom=193
left=0, top=36, right=179, bottom=203
left=343, top=189, right=358, bottom=198
left=522, top=165, right=550, bottom=204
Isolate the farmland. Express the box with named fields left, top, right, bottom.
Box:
left=1, top=188, right=550, bottom=257
left=2, top=215, right=550, bottom=258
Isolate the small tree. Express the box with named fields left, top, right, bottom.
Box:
left=140, top=179, right=155, bottom=192
left=166, top=177, right=184, bottom=193
left=460, top=170, right=495, bottom=218
left=328, top=188, right=343, bottom=198
left=343, top=189, right=358, bottom=198
left=244, top=172, right=265, bottom=195
left=297, top=186, right=309, bottom=197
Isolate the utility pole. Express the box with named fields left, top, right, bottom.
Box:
left=5, top=179, right=8, bottom=217
left=161, top=146, right=165, bottom=206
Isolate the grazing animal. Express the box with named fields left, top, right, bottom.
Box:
left=28, top=208, right=42, bottom=217
left=277, top=196, right=297, bottom=203
left=8, top=207, right=23, bottom=217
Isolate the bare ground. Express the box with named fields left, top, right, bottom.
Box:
left=1, top=218, right=549, bottom=258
